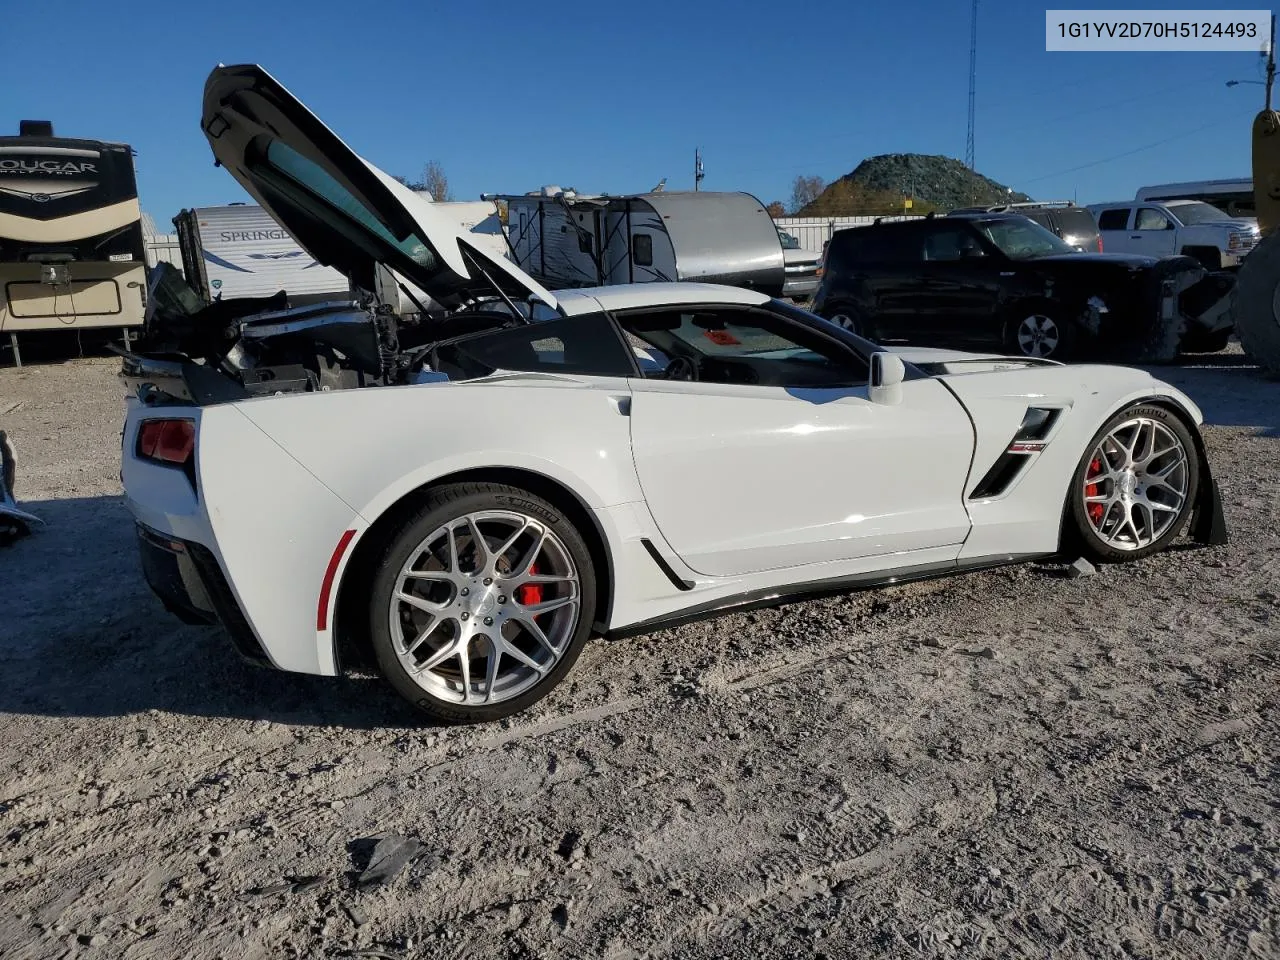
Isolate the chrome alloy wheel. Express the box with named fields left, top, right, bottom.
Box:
left=1017, top=314, right=1060, bottom=357
left=389, top=511, right=581, bottom=705
left=1082, top=417, right=1190, bottom=551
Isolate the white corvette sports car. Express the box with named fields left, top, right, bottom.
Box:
left=120, top=65, right=1228, bottom=722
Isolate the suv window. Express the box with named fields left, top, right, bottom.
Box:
left=1054, top=208, right=1099, bottom=237
left=1096, top=208, right=1131, bottom=231
left=1135, top=208, right=1172, bottom=231
left=921, top=226, right=985, bottom=261
left=433, top=312, right=635, bottom=380
left=829, top=225, right=920, bottom=266
left=617, top=305, right=867, bottom=388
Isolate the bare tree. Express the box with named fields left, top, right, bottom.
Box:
left=422, top=160, right=450, bottom=202
left=790, top=175, right=825, bottom=214
left=765, top=200, right=786, bottom=218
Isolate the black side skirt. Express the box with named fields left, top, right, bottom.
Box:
left=606, top=552, right=1047, bottom=640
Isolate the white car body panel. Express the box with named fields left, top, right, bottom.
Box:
left=626, top=377, right=973, bottom=576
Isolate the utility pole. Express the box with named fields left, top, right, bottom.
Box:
left=1267, top=14, right=1276, bottom=111
left=966, top=0, right=978, bottom=169
left=694, top=148, right=704, bottom=191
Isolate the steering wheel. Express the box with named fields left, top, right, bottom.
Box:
left=662, top=356, right=699, bottom=381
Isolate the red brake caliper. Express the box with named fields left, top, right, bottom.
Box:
left=1085, top=456, right=1104, bottom=525
left=516, top=562, right=544, bottom=606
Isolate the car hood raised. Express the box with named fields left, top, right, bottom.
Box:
left=200, top=64, right=557, bottom=312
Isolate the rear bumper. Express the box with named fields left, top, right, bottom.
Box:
left=135, top=522, right=273, bottom=667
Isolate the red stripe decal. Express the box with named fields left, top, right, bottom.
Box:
left=317, top=529, right=357, bottom=632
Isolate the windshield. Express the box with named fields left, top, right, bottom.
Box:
left=975, top=218, right=1074, bottom=259
left=777, top=230, right=800, bottom=249
left=1168, top=201, right=1232, bottom=225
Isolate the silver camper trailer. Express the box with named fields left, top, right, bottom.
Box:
left=491, top=188, right=820, bottom=299
left=0, top=121, right=147, bottom=365
left=174, top=198, right=509, bottom=309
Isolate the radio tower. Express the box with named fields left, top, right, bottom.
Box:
left=965, top=0, right=977, bottom=169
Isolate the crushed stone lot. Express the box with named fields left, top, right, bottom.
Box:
left=0, top=350, right=1277, bottom=960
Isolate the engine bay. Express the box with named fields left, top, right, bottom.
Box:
left=121, top=263, right=530, bottom=405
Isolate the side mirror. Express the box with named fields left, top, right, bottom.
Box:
left=869, top=351, right=906, bottom=405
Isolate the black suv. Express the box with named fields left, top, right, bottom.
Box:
left=810, top=212, right=1208, bottom=362
left=950, top=201, right=1103, bottom=253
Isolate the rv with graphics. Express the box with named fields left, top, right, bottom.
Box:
left=173, top=199, right=509, bottom=310
left=0, top=121, right=146, bottom=363
left=489, top=188, right=823, bottom=300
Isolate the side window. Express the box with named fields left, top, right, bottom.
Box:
left=633, top=234, right=653, bottom=266
left=1096, top=208, right=1131, bottom=231
left=921, top=226, right=986, bottom=261
left=617, top=306, right=867, bottom=388
left=433, top=312, right=635, bottom=380
left=1135, top=207, right=1172, bottom=231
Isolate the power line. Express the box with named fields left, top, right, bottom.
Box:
left=1018, top=110, right=1254, bottom=186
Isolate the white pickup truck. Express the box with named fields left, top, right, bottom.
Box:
left=1087, top=199, right=1259, bottom=269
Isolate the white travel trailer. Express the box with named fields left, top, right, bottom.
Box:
left=490, top=188, right=822, bottom=300
left=1136, top=179, right=1254, bottom=218
left=173, top=198, right=509, bottom=307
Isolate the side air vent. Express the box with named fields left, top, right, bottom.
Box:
left=1013, top=406, right=1061, bottom=443
left=970, top=452, right=1030, bottom=500
left=969, top=406, right=1062, bottom=500
left=641, top=538, right=694, bottom=591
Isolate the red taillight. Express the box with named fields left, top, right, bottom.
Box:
left=137, top=419, right=195, bottom=465
left=1096, top=235, right=1104, bottom=252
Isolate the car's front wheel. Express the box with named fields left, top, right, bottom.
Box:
left=368, top=482, right=596, bottom=723
left=1064, top=404, right=1200, bottom=563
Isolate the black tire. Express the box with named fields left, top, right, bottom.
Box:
left=1062, top=404, right=1200, bottom=564
left=821, top=302, right=869, bottom=338
left=1180, top=245, right=1223, bottom=270
left=1003, top=303, right=1072, bottom=360
left=368, top=481, right=597, bottom=723
left=1179, top=325, right=1233, bottom=354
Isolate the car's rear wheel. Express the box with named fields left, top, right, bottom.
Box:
left=368, top=482, right=596, bottom=723
left=1064, top=404, right=1200, bottom=563
left=1005, top=306, right=1070, bottom=360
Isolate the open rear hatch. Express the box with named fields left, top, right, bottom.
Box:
left=199, top=63, right=557, bottom=314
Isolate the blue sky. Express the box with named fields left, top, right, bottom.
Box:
left=0, top=0, right=1268, bottom=225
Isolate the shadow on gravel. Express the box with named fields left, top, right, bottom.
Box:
left=1144, top=353, right=1280, bottom=437
left=0, top=494, right=424, bottom=729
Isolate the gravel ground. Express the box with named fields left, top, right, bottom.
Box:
left=0, top=349, right=1277, bottom=960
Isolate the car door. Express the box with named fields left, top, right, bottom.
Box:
left=841, top=224, right=925, bottom=341
left=1094, top=207, right=1134, bottom=253
left=618, top=303, right=974, bottom=578
left=1131, top=206, right=1177, bottom=256
left=911, top=223, right=1005, bottom=348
